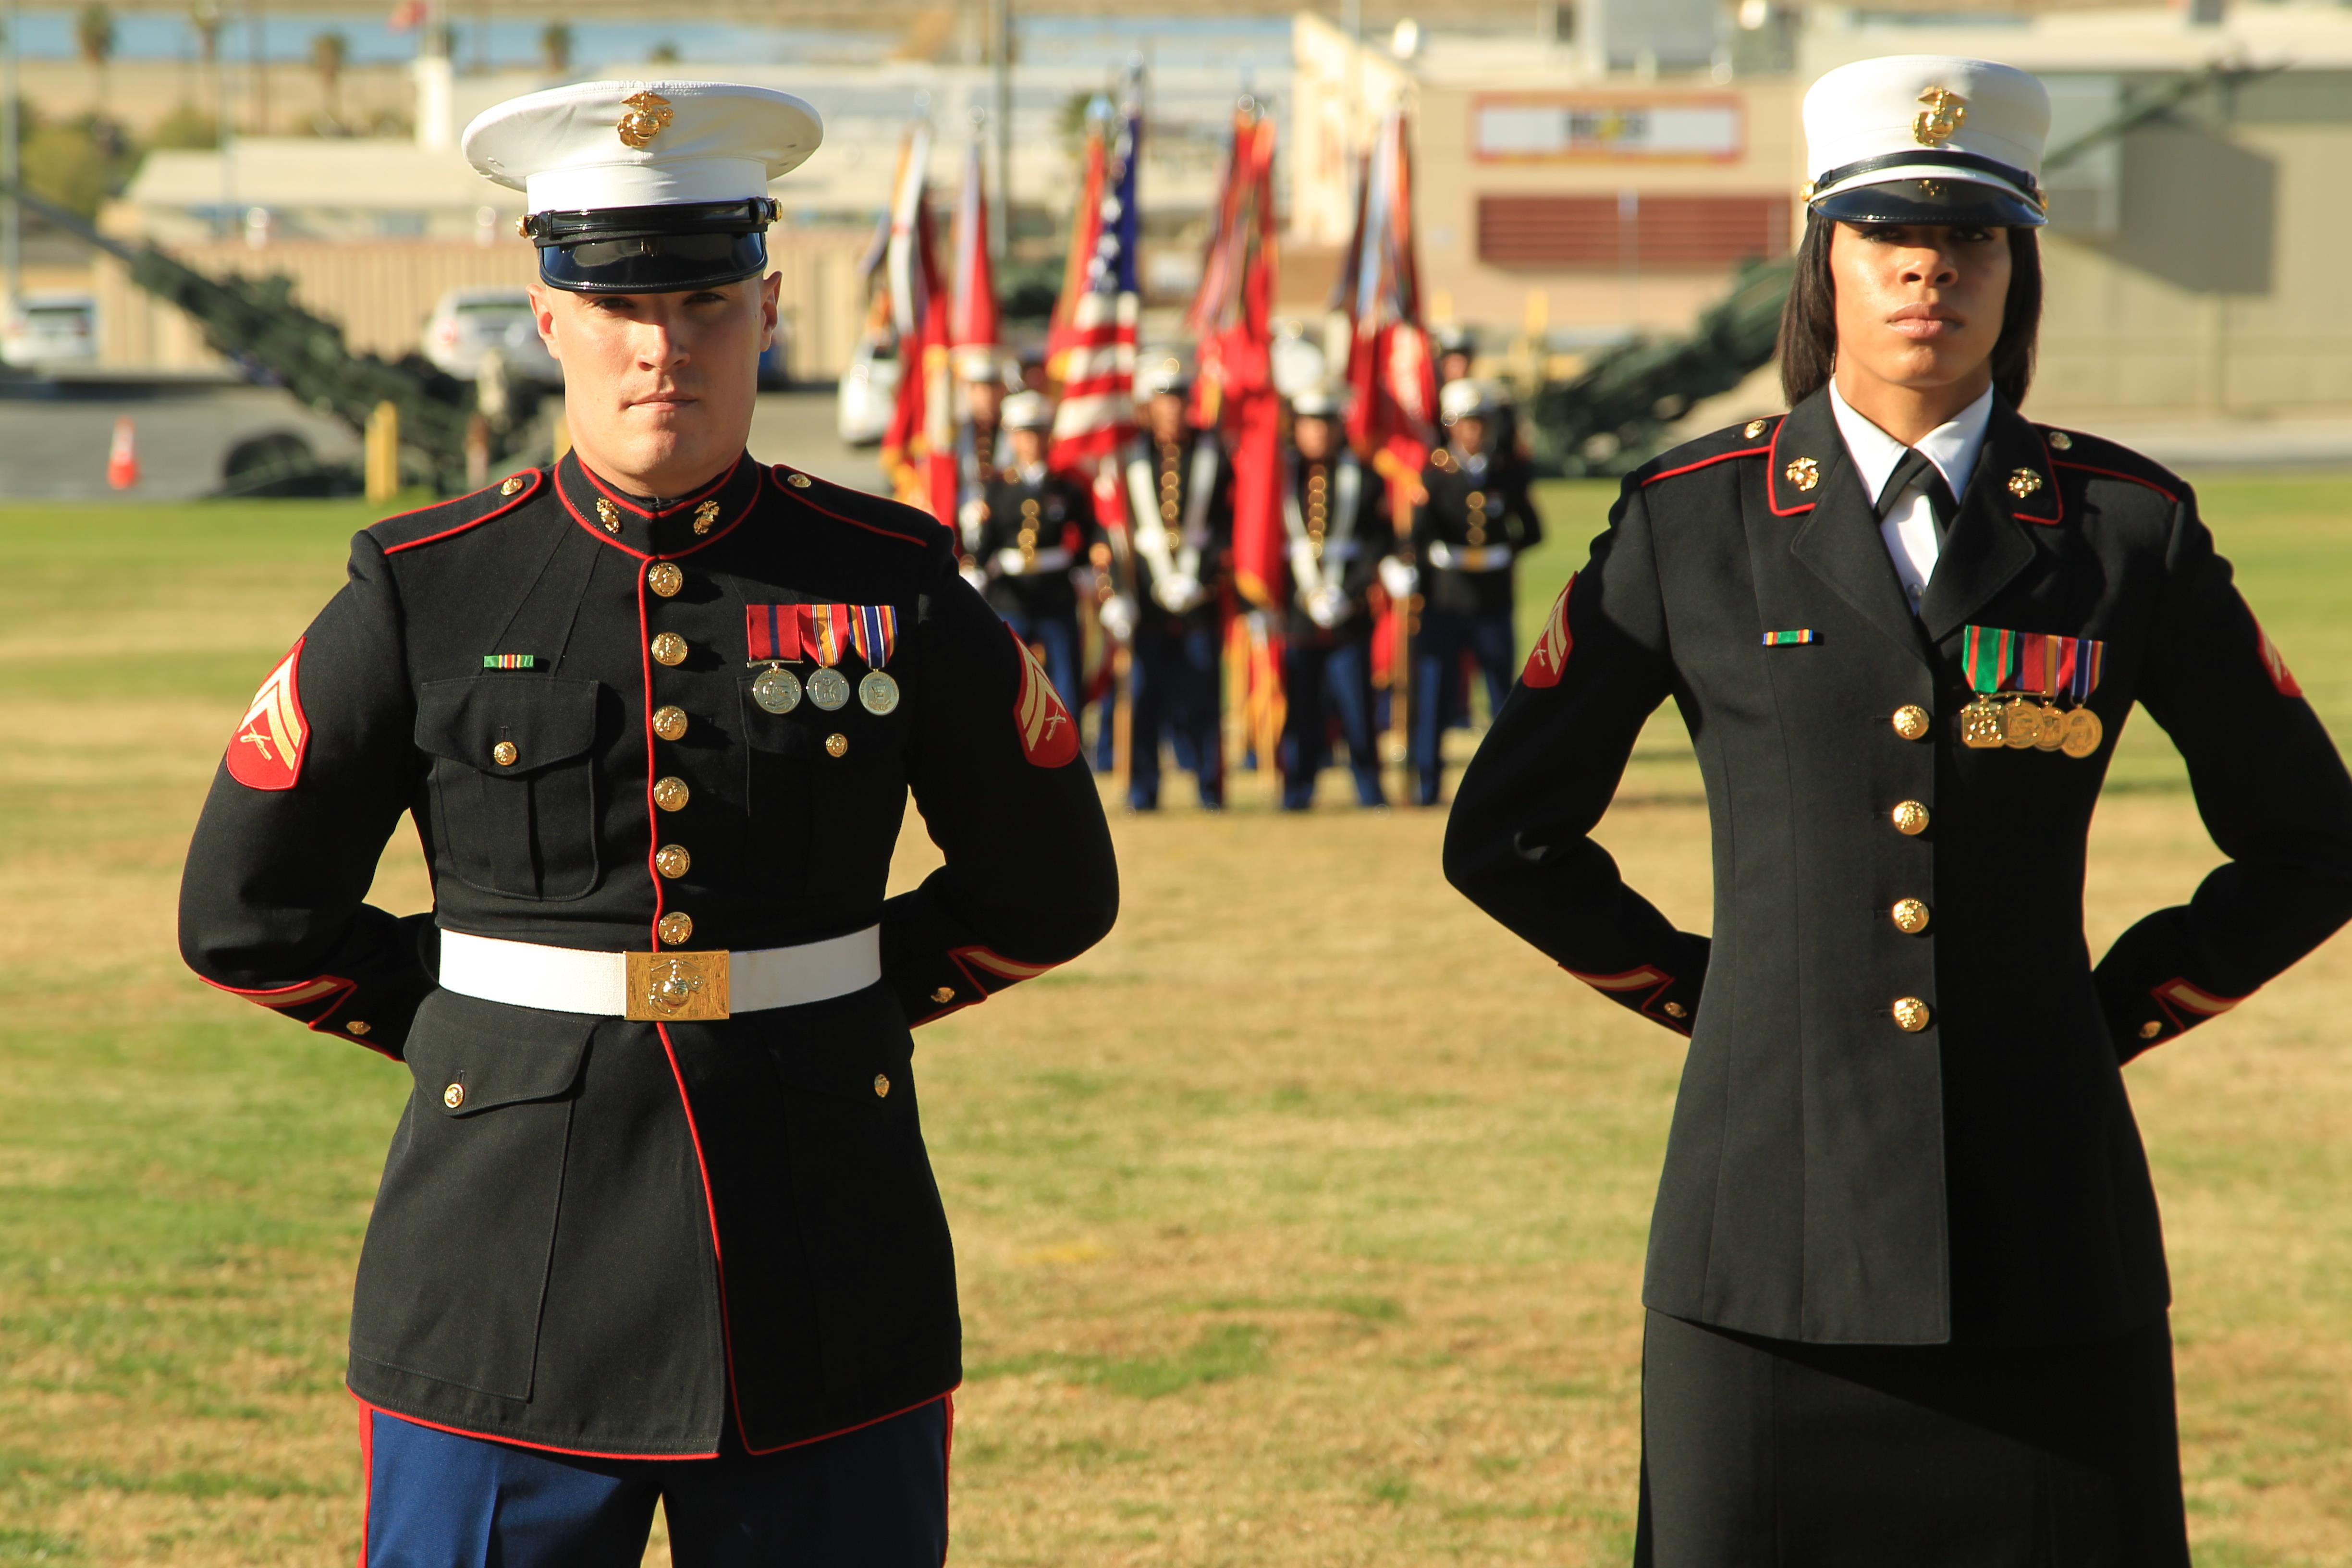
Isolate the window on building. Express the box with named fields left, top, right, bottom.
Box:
left=1477, top=194, right=1790, bottom=268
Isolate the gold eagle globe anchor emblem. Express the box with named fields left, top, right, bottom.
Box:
left=1914, top=87, right=1966, bottom=147
left=617, top=91, right=675, bottom=150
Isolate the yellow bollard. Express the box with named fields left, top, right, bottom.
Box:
left=364, top=401, right=400, bottom=503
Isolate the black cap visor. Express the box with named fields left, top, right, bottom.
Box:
left=529, top=200, right=777, bottom=294
left=1812, top=176, right=2047, bottom=229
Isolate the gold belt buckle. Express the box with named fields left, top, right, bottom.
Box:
left=625, top=950, right=732, bottom=1022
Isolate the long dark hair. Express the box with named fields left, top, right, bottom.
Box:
left=1776, top=214, right=2042, bottom=409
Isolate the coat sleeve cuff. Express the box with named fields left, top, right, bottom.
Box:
left=1563, top=962, right=1700, bottom=1038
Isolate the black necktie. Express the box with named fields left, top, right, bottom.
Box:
left=1876, top=448, right=1960, bottom=537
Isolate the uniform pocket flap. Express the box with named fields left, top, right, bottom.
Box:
left=408, top=988, right=595, bottom=1116
left=758, top=990, right=913, bottom=1099
left=416, top=675, right=602, bottom=776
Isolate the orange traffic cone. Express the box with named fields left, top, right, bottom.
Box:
left=107, top=416, right=140, bottom=490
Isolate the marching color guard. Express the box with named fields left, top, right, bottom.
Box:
left=179, top=80, right=1117, bottom=1566
left=1276, top=385, right=1392, bottom=809
left=969, top=388, right=1100, bottom=715
left=1409, top=377, right=1544, bottom=806
left=1445, top=55, right=2352, bottom=1565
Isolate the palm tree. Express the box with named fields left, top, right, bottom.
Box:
left=75, top=4, right=116, bottom=121
left=541, top=23, right=572, bottom=76
left=311, top=30, right=347, bottom=128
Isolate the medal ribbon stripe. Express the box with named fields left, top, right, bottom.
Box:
left=852, top=604, right=898, bottom=668
left=482, top=653, right=538, bottom=670
left=1961, top=625, right=2013, bottom=694
left=1761, top=629, right=1816, bottom=647
left=795, top=604, right=852, bottom=666
left=746, top=604, right=805, bottom=663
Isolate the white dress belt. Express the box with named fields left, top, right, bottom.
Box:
left=1425, top=540, right=1514, bottom=572
left=438, top=926, right=882, bottom=1020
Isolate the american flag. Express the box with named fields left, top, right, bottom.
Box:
left=1047, top=96, right=1142, bottom=473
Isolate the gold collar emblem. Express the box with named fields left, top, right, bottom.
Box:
left=617, top=91, right=675, bottom=150
left=693, top=499, right=721, bottom=534
left=1914, top=87, right=1966, bottom=147
left=1784, top=456, right=1821, bottom=492
left=2007, top=467, right=2044, bottom=498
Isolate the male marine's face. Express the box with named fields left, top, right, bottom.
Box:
left=532, top=271, right=781, bottom=493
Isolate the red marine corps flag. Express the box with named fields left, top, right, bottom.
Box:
left=878, top=120, right=956, bottom=525
left=949, top=126, right=1001, bottom=358
left=226, top=639, right=309, bottom=791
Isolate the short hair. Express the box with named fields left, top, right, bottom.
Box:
left=1776, top=216, right=2042, bottom=409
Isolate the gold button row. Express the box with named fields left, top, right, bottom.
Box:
left=1891, top=704, right=1931, bottom=741
left=654, top=776, right=689, bottom=812
left=1893, top=998, right=1932, bottom=1032
left=647, top=562, right=684, bottom=598
left=1891, top=800, right=1929, bottom=835
left=1891, top=898, right=1930, bottom=935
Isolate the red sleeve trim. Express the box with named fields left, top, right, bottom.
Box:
left=2053, top=460, right=2180, bottom=506
left=198, top=970, right=371, bottom=1042
left=772, top=465, right=943, bottom=547
left=1563, top=963, right=1691, bottom=1033
left=1640, top=445, right=1769, bottom=488
left=954, top=945, right=1061, bottom=984
left=380, top=470, right=546, bottom=555
left=1565, top=963, right=1673, bottom=993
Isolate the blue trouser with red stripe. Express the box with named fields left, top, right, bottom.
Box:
left=360, top=1398, right=950, bottom=1568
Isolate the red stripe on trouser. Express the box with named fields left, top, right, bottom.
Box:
left=941, top=1391, right=956, bottom=1566
left=357, top=1404, right=375, bottom=1568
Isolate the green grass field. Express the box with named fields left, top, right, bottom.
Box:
left=4, top=476, right=2352, bottom=1564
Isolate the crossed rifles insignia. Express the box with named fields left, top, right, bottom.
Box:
left=617, top=91, right=675, bottom=150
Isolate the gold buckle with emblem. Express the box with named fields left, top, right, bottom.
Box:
left=624, top=950, right=732, bottom=1021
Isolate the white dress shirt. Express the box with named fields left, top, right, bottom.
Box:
left=1827, top=381, right=1995, bottom=614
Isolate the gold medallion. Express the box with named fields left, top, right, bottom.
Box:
left=647, top=562, right=684, bottom=598
left=596, top=497, right=621, bottom=533
left=2007, top=467, right=2044, bottom=498
left=657, top=910, right=694, bottom=947
left=1743, top=418, right=1769, bottom=439
left=858, top=669, right=901, bottom=715
left=2061, top=706, right=2104, bottom=760
left=694, top=499, right=720, bottom=535
left=2002, top=697, right=2043, bottom=749
left=751, top=664, right=802, bottom=714
left=652, top=705, right=689, bottom=741
left=1960, top=697, right=2007, bottom=749
left=500, top=474, right=527, bottom=496
left=1914, top=86, right=1966, bottom=146
left=616, top=90, right=674, bottom=150
left=807, top=666, right=852, bottom=711
left=1784, top=457, right=1820, bottom=492
left=2033, top=703, right=2069, bottom=752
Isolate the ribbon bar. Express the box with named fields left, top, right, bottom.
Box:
left=746, top=605, right=804, bottom=663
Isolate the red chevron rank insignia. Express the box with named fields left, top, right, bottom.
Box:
left=1009, top=626, right=1078, bottom=767
left=2256, top=620, right=2303, bottom=698
left=1522, top=574, right=1575, bottom=688
left=227, top=639, right=309, bottom=791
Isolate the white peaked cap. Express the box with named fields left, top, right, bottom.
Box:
left=1439, top=379, right=1495, bottom=424
left=465, top=80, right=823, bottom=214
left=1000, top=390, right=1054, bottom=431
left=1802, top=56, right=2049, bottom=223
left=1290, top=385, right=1342, bottom=420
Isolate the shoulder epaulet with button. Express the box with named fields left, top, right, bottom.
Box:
left=1428, top=449, right=1458, bottom=475
left=369, top=468, right=549, bottom=556
left=1633, top=416, right=1782, bottom=490
left=2035, top=427, right=2186, bottom=504
left=769, top=464, right=951, bottom=551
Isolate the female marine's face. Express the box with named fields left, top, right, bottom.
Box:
left=1830, top=221, right=2009, bottom=398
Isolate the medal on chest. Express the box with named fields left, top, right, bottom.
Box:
left=744, top=600, right=900, bottom=717
left=1959, top=624, right=2105, bottom=759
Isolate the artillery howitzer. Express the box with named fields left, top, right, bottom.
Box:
left=0, top=175, right=537, bottom=494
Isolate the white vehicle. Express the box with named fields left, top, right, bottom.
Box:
left=0, top=292, right=98, bottom=367
left=836, top=331, right=902, bottom=447
left=420, top=287, right=563, bottom=385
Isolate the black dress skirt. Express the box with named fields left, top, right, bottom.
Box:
left=1634, top=1311, right=2189, bottom=1568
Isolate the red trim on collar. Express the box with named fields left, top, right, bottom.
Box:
left=770, top=465, right=940, bottom=546
left=380, top=469, right=546, bottom=555
left=556, top=472, right=751, bottom=560
left=2053, top=460, right=2180, bottom=506
left=1641, top=445, right=1769, bottom=488
left=577, top=452, right=741, bottom=519
left=2010, top=429, right=2064, bottom=526
left=1764, top=417, right=1815, bottom=517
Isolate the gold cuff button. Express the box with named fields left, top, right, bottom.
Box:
left=443, top=1082, right=466, bottom=1109
left=930, top=986, right=956, bottom=1004
left=1891, top=898, right=1931, bottom=934
left=651, top=632, right=688, bottom=666
left=653, top=776, right=690, bottom=812
left=1891, top=705, right=1931, bottom=741
left=1891, top=800, right=1930, bottom=835
left=2139, top=1020, right=2163, bottom=1040
left=655, top=844, right=692, bottom=879
left=872, top=1073, right=891, bottom=1098
left=652, top=705, right=689, bottom=742
left=1662, top=1001, right=1689, bottom=1018
left=647, top=562, right=684, bottom=598
left=658, top=911, right=694, bottom=947
left=345, top=1020, right=371, bottom=1036
left=1893, top=997, right=1933, bottom=1033
left=491, top=740, right=519, bottom=767
left=825, top=733, right=849, bottom=759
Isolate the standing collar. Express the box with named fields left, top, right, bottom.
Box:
left=1827, top=380, right=1995, bottom=508
left=553, top=449, right=763, bottom=558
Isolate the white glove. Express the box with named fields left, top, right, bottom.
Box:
left=1098, top=594, right=1137, bottom=642
left=1307, top=584, right=1348, bottom=630
left=1378, top=557, right=1418, bottom=600
left=1153, top=572, right=1205, bottom=614
left=960, top=563, right=989, bottom=593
